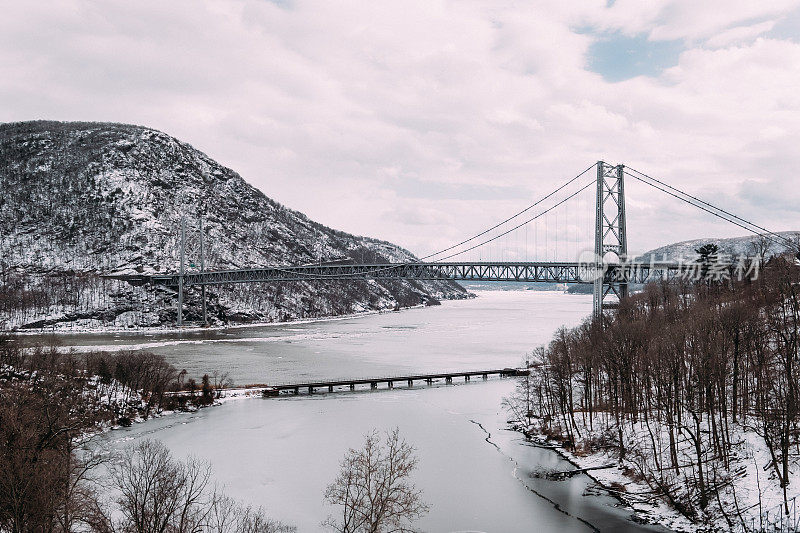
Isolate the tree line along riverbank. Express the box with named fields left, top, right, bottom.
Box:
left=505, top=254, right=800, bottom=532
left=0, top=336, right=264, bottom=530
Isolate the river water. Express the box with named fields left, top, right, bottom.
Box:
left=65, top=291, right=668, bottom=532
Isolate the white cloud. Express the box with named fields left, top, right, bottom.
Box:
left=705, top=20, right=777, bottom=48
left=1, top=0, right=799, bottom=258
left=648, top=0, right=797, bottom=42
left=583, top=0, right=799, bottom=42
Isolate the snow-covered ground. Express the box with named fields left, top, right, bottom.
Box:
left=10, top=303, right=413, bottom=336
left=524, top=415, right=800, bottom=532
left=636, top=232, right=800, bottom=264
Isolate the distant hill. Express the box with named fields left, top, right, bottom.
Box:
left=635, top=232, right=800, bottom=263
left=0, top=121, right=466, bottom=329
left=566, top=232, right=800, bottom=295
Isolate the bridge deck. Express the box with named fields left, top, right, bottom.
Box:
left=262, top=368, right=526, bottom=396
left=112, top=261, right=702, bottom=287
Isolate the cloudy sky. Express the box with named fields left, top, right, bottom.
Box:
left=2, top=0, right=799, bottom=259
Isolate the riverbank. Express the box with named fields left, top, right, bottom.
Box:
left=503, top=258, right=800, bottom=532
left=7, top=302, right=430, bottom=336
left=522, top=425, right=696, bottom=532
left=517, top=414, right=800, bottom=533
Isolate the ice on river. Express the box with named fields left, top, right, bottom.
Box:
left=94, top=292, right=667, bottom=532
left=48, top=291, right=591, bottom=385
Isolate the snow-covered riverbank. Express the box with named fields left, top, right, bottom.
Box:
left=8, top=303, right=429, bottom=336
left=518, top=412, right=800, bottom=532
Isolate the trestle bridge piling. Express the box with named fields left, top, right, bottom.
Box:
left=260, top=368, right=527, bottom=397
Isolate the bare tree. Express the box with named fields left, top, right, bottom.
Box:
left=111, top=440, right=214, bottom=533
left=107, top=440, right=294, bottom=533
left=792, top=234, right=800, bottom=261
left=207, top=494, right=296, bottom=533
left=503, top=354, right=537, bottom=429
left=324, top=428, right=429, bottom=533
left=748, top=234, right=773, bottom=266
left=0, top=377, right=106, bottom=532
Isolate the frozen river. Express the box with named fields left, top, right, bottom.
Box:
left=51, top=289, right=591, bottom=385
left=77, top=291, right=668, bottom=532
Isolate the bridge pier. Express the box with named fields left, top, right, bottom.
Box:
left=407, top=379, right=413, bottom=387
left=328, top=385, right=333, bottom=393
left=445, top=376, right=452, bottom=384
left=426, top=378, right=433, bottom=385
left=388, top=381, right=394, bottom=389
left=482, top=373, right=487, bottom=380
left=177, top=218, right=185, bottom=327
left=308, top=386, right=314, bottom=394
left=350, top=383, right=355, bottom=391
left=465, top=375, right=470, bottom=382
left=370, top=382, right=377, bottom=390
left=294, top=387, right=299, bottom=394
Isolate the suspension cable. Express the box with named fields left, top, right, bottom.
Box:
left=420, top=163, right=596, bottom=261
left=626, top=166, right=795, bottom=248
left=624, top=170, right=792, bottom=250
left=431, top=179, right=595, bottom=262
left=246, top=167, right=596, bottom=279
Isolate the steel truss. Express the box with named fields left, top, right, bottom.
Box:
left=114, top=260, right=725, bottom=288
left=594, top=161, right=628, bottom=316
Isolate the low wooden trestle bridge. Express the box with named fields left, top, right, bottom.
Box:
left=261, top=368, right=527, bottom=397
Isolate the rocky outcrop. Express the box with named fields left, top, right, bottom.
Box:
left=0, top=121, right=467, bottom=329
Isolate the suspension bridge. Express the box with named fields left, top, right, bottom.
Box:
left=114, top=161, right=797, bottom=324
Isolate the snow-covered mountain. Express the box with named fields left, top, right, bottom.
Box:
left=635, top=232, right=800, bottom=263
left=564, top=233, right=799, bottom=295
left=0, top=121, right=467, bottom=329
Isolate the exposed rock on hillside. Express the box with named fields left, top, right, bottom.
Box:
left=0, top=121, right=467, bottom=329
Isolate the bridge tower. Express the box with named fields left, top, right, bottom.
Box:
left=593, top=161, right=628, bottom=317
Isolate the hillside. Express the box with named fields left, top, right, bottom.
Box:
left=635, top=232, right=800, bottom=263
left=565, top=232, right=800, bottom=294
left=0, top=121, right=467, bottom=330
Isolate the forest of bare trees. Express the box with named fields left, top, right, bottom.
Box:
left=0, top=335, right=427, bottom=533
left=505, top=252, right=800, bottom=528
left=0, top=336, right=240, bottom=531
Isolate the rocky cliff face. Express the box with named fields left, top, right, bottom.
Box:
left=0, top=121, right=467, bottom=329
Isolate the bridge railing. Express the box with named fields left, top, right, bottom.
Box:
left=111, top=260, right=728, bottom=288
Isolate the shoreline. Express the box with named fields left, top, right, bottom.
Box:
left=520, top=430, right=694, bottom=532
left=5, top=303, right=430, bottom=337
left=514, top=420, right=790, bottom=533
left=3, top=289, right=592, bottom=338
